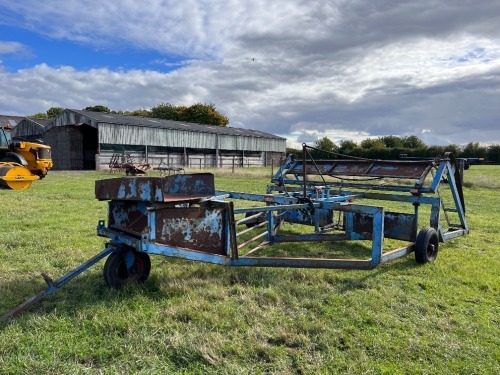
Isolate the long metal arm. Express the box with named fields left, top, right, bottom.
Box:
left=1, top=246, right=115, bottom=321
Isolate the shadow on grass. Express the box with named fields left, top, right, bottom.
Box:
left=0, top=272, right=97, bottom=324
left=0, top=242, right=423, bottom=324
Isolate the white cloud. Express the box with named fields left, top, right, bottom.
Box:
left=1, top=0, right=251, bottom=58
left=0, top=41, right=28, bottom=55
left=1, top=0, right=500, bottom=146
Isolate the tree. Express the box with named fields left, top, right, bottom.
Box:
left=128, top=109, right=151, bottom=117
left=84, top=105, right=111, bottom=112
left=286, top=147, right=301, bottom=159
left=182, top=103, right=229, bottom=126
left=443, top=144, right=462, bottom=156
left=150, top=103, right=186, bottom=121
left=426, top=145, right=446, bottom=157
left=381, top=135, right=404, bottom=148
left=46, top=107, right=64, bottom=118
left=462, top=142, right=487, bottom=158
left=311, top=137, right=339, bottom=159
left=360, top=138, right=385, bottom=149
left=150, top=102, right=228, bottom=126
left=29, top=112, right=48, bottom=119
left=487, top=145, right=500, bottom=163
left=402, top=135, right=425, bottom=149
left=339, top=139, right=358, bottom=154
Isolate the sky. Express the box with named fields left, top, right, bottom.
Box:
left=1, top=0, right=500, bottom=148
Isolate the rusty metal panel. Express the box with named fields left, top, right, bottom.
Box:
left=286, top=160, right=432, bottom=179
left=96, top=177, right=164, bottom=201
left=287, top=161, right=335, bottom=175
left=329, top=161, right=372, bottom=175
left=346, top=211, right=416, bottom=241
left=363, top=161, right=431, bottom=178
left=155, top=206, right=226, bottom=255
left=95, top=173, right=215, bottom=202
left=108, top=200, right=149, bottom=236
left=163, top=173, right=215, bottom=196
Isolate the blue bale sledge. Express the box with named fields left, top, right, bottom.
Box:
left=1, top=149, right=469, bottom=320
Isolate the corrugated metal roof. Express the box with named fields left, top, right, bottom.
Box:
left=12, top=117, right=50, bottom=138
left=0, top=114, right=24, bottom=128
left=63, top=109, right=286, bottom=141
left=26, top=118, right=52, bottom=127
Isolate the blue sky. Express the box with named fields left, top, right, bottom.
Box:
left=1, top=0, right=500, bottom=147
left=0, top=24, right=182, bottom=72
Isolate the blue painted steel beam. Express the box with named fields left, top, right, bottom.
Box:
left=360, top=192, right=439, bottom=205
left=228, top=257, right=375, bottom=270
left=272, top=233, right=353, bottom=242
left=380, top=245, right=414, bottom=263
left=142, top=240, right=376, bottom=270
left=269, top=178, right=437, bottom=194
left=97, top=222, right=142, bottom=250
left=442, top=229, right=469, bottom=240
left=443, top=164, right=468, bottom=230
left=234, top=203, right=317, bottom=214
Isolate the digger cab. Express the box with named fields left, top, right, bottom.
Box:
left=0, top=125, right=12, bottom=149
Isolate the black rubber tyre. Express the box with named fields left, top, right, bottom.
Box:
left=103, top=250, right=151, bottom=288
left=415, top=227, right=439, bottom=264
left=0, top=157, right=17, bottom=163
left=1, top=153, right=28, bottom=166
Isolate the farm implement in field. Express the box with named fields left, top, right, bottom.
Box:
left=1, top=145, right=469, bottom=320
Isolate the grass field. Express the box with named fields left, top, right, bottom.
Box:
left=0, top=166, right=499, bottom=374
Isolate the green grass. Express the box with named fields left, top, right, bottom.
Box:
left=0, top=166, right=499, bottom=374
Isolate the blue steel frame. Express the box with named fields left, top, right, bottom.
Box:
left=92, top=150, right=468, bottom=270
left=265, top=149, right=468, bottom=242
left=96, top=199, right=385, bottom=270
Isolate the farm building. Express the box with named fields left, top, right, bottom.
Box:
left=13, top=109, right=286, bottom=171
left=12, top=117, right=51, bottom=139
left=1, top=115, right=24, bottom=129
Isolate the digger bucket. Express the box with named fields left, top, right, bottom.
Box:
left=0, top=162, right=40, bottom=190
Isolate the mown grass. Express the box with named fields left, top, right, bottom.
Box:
left=0, top=166, right=499, bottom=374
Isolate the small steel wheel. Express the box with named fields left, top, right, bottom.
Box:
left=415, top=227, right=439, bottom=264
left=103, top=249, right=151, bottom=288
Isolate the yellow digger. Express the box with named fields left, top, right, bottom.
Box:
left=0, top=123, right=53, bottom=190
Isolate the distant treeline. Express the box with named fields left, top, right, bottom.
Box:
left=287, top=136, right=500, bottom=163
left=31, top=103, right=229, bottom=127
